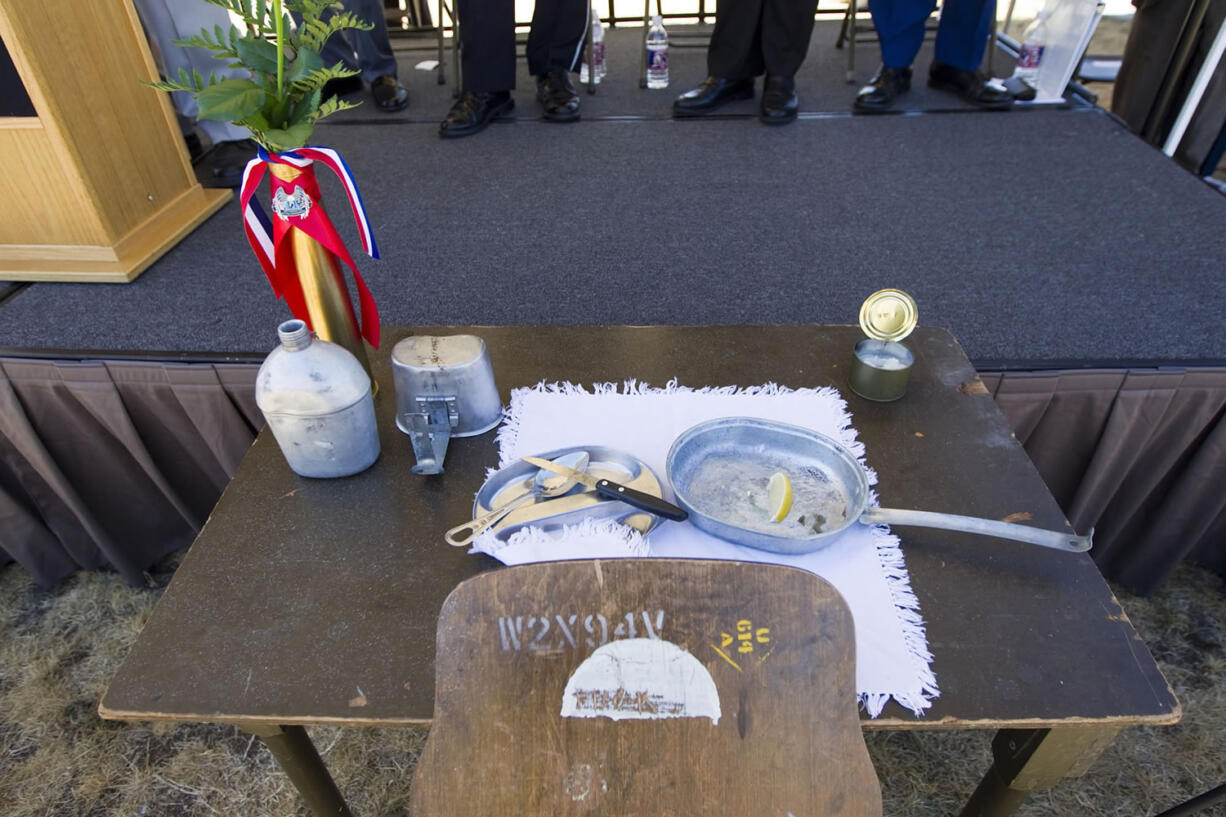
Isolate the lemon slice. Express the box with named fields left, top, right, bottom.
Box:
left=767, top=472, right=793, bottom=523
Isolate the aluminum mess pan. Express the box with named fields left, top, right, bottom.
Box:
left=666, top=417, right=1090, bottom=555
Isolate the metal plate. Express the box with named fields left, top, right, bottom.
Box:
left=666, top=418, right=871, bottom=554
left=475, top=446, right=664, bottom=541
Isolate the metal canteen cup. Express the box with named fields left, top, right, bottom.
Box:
left=392, top=335, right=502, bottom=475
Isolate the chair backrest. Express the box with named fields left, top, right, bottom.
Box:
left=410, top=558, right=882, bottom=817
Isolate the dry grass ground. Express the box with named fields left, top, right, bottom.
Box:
left=1, top=550, right=1222, bottom=817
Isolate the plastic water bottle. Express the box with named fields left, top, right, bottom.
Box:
left=256, top=319, right=380, bottom=478
left=580, top=8, right=606, bottom=84
left=1015, top=11, right=1049, bottom=90
left=646, top=15, right=669, bottom=89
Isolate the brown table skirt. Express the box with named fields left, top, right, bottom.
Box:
left=2, top=357, right=1223, bottom=594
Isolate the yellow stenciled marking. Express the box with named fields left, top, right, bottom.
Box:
left=718, top=619, right=776, bottom=668
left=710, top=644, right=742, bottom=672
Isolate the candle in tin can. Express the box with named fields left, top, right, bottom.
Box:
left=849, top=289, right=917, bottom=402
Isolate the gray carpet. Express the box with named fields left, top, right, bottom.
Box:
left=0, top=25, right=1223, bottom=365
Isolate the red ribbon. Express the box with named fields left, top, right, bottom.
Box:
left=240, top=151, right=381, bottom=349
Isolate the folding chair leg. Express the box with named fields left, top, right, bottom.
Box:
left=847, top=6, right=858, bottom=83
left=987, top=15, right=997, bottom=77
left=452, top=16, right=462, bottom=97
left=436, top=0, right=446, bottom=84
left=586, top=21, right=597, bottom=94
left=639, top=0, right=650, bottom=88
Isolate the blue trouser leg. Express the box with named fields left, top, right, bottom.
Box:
left=933, top=0, right=996, bottom=71
left=868, top=0, right=937, bottom=68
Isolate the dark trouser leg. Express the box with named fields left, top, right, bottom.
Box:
left=707, top=0, right=767, bottom=79
left=526, top=0, right=589, bottom=75
left=761, top=0, right=820, bottom=77
left=933, top=0, right=995, bottom=70
left=868, top=0, right=938, bottom=68
left=958, top=726, right=1122, bottom=817
left=459, top=0, right=516, bottom=91
left=242, top=723, right=354, bottom=817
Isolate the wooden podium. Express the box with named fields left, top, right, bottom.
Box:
left=0, top=0, right=230, bottom=283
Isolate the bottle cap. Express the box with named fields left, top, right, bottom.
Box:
left=858, top=289, right=918, bottom=342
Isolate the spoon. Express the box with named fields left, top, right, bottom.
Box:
left=444, top=451, right=590, bottom=547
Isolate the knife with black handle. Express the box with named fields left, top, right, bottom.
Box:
left=522, top=456, right=689, bottom=522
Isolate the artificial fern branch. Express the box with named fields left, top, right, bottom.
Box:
left=146, top=0, right=376, bottom=152
left=299, top=13, right=374, bottom=53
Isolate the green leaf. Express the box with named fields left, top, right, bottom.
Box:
left=289, top=61, right=356, bottom=95
left=201, top=0, right=261, bottom=27
left=245, top=111, right=272, bottom=132
left=299, top=12, right=373, bottom=52
left=261, top=121, right=315, bottom=151
left=196, top=78, right=267, bottom=122
left=234, top=35, right=280, bottom=76
left=289, top=87, right=322, bottom=125
left=285, top=46, right=325, bottom=86
left=314, top=94, right=360, bottom=122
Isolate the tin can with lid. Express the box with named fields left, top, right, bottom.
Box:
left=849, top=289, right=917, bottom=402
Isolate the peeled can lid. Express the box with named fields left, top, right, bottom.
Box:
left=859, top=289, right=918, bottom=342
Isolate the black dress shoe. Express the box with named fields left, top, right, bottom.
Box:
left=371, top=75, right=408, bottom=112
left=439, top=90, right=514, bottom=138
left=194, top=138, right=257, bottom=189
left=927, top=61, right=1013, bottom=110
left=853, top=66, right=911, bottom=113
left=760, top=74, right=798, bottom=124
left=322, top=74, right=363, bottom=102
left=536, top=67, right=580, bottom=122
left=672, top=76, right=754, bottom=117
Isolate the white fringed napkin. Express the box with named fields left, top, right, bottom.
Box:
left=471, top=379, right=938, bottom=717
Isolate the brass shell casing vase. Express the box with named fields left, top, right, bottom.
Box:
left=268, top=163, right=372, bottom=379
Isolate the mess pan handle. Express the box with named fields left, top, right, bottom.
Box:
left=860, top=507, right=1093, bottom=553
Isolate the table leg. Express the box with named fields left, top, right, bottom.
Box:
left=957, top=725, right=1122, bottom=817
left=239, top=722, right=354, bottom=817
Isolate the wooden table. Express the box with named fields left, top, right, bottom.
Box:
left=99, top=325, right=1179, bottom=817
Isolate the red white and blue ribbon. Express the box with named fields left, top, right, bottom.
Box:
left=239, top=145, right=381, bottom=348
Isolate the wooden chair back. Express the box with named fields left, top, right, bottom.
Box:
left=411, top=558, right=882, bottom=817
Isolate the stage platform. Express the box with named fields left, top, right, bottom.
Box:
left=0, top=23, right=1222, bottom=366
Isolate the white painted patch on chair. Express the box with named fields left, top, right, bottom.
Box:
left=560, top=638, right=720, bottom=723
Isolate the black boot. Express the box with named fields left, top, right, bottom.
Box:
left=760, top=75, right=798, bottom=124
left=853, top=66, right=912, bottom=113
left=535, top=67, right=581, bottom=122
left=928, top=62, right=1013, bottom=110
left=439, top=90, right=515, bottom=138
